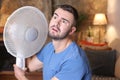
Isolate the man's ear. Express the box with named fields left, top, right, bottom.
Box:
left=69, top=26, right=76, bottom=35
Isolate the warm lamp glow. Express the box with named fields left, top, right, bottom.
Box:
left=93, top=13, right=107, bottom=25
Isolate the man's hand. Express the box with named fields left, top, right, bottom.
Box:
left=13, top=64, right=28, bottom=80
left=51, top=76, right=59, bottom=80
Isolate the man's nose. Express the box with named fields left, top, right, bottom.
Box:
left=54, top=19, right=61, bottom=26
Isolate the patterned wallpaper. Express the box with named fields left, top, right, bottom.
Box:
left=0, top=0, right=107, bottom=44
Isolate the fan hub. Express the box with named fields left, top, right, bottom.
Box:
left=25, top=27, right=38, bottom=42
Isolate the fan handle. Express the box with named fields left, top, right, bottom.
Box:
left=16, top=57, right=25, bottom=70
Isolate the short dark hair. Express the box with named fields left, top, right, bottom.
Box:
left=56, top=4, right=78, bottom=27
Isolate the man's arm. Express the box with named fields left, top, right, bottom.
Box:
left=27, top=55, right=43, bottom=72
left=13, top=55, right=43, bottom=80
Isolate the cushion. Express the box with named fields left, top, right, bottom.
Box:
left=85, top=49, right=116, bottom=77
left=0, top=41, right=15, bottom=71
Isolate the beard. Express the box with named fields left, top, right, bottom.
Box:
left=48, top=29, right=71, bottom=40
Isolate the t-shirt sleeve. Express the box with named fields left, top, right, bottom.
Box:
left=55, top=56, right=90, bottom=80
left=36, top=42, right=52, bottom=62
left=36, top=47, right=45, bottom=62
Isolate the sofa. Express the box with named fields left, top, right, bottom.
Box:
left=0, top=41, right=15, bottom=71
left=84, top=47, right=120, bottom=80
left=0, top=40, right=120, bottom=80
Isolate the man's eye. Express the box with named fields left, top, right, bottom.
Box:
left=62, top=20, right=67, bottom=23
left=53, top=16, right=57, bottom=19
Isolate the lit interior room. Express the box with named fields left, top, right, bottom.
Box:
left=0, top=0, right=120, bottom=80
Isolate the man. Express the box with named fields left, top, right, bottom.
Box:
left=14, top=4, right=91, bottom=80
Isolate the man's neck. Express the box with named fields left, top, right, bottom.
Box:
left=52, top=38, right=72, bottom=53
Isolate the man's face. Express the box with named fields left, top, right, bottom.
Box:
left=48, top=8, right=75, bottom=40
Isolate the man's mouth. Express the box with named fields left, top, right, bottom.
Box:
left=52, top=28, right=58, bottom=32
left=51, top=25, right=60, bottom=32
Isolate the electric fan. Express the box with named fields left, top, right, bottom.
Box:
left=3, top=6, right=48, bottom=69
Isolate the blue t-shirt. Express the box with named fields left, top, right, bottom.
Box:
left=37, top=42, right=91, bottom=80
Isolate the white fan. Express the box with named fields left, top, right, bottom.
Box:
left=3, top=6, right=48, bottom=69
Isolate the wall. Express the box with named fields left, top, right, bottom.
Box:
left=52, top=0, right=107, bottom=44
left=107, top=0, right=120, bottom=78
left=0, top=0, right=107, bottom=28
left=52, top=0, right=107, bottom=30
left=107, top=0, right=119, bottom=44
left=0, top=0, right=107, bottom=44
left=0, top=0, right=52, bottom=27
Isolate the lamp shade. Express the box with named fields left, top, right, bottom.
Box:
left=93, top=13, right=107, bottom=25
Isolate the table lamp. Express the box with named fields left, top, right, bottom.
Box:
left=93, top=13, right=107, bottom=43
